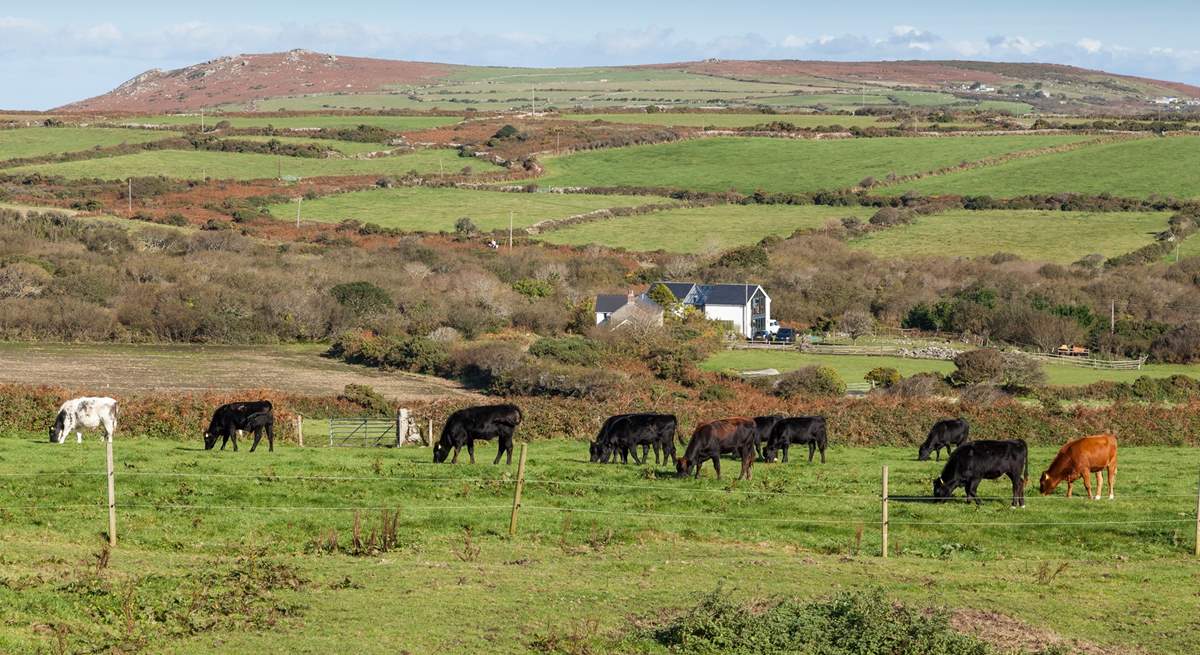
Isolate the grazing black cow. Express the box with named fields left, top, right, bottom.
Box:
left=204, top=401, right=275, bottom=453
left=590, top=413, right=633, bottom=463
left=918, top=418, right=970, bottom=461
left=596, top=414, right=677, bottom=465
left=933, top=439, right=1028, bottom=507
left=675, top=417, right=758, bottom=480
left=434, top=404, right=523, bottom=465
left=762, top=416, right=827, bottom=464
left=753, top=415, right=784, bottom=461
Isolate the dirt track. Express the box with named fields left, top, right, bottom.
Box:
left=0, top=342, right=476, bottom=401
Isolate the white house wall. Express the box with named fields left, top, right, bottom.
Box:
left=705, top=304, right=749, bottom=335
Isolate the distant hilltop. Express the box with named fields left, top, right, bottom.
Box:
left=57, top=49, right=1200, bottom=114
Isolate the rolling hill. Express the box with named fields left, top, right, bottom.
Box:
left=55, top=50, right=1200, bottom=114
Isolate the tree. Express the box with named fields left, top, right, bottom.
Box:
left=454, top=217, right=478, bottom=240
left=330, top=281, right=393, bottom=317
left=951, top=348, right=1045, bottom=390
left=646, top=283, right=678, bottom=312
left=864, top=367, right=901, bottom=389
left=840, top=309, right=874, bottom=341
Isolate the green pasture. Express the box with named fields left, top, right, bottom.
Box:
left=703, top=349, right=1200, bottom=386
left=538, top=135, right=1094, bottom=193
left=5, top=148, right=496, bottom=181
left=558, top=112, right=892, bottom=128
left=0, top=127, right=176, bottom=162
left=269, top=187, right=668, bottom=232
left=0, top=437, right=1196, bottom=653
left=537, top=203, right=856, bottom=252
left=123, top=114, right=461, bottom=131
left=882, top=136, right=1200, bottom=199
left=223, top=135, right=392, bottom=156
left=851, top=209, right=1172, bottom=263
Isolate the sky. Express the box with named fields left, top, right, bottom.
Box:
left=2, top=0, right=1199, bottom=109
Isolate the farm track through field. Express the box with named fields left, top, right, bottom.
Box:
left=0, top=343, right=476, bottom=400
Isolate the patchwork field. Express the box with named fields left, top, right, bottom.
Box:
left=558, top=113, right=895, bottom=128
left=882, top=136, right=1200, bottom=199
left=123, top=114, right=462, bottom=131
left=268, top=187, right=669, bottom=232
left=538, top=135, right=1094, bottom=193
left=1, top=437, right=1197, bottom=653
left=537, top=203, right=856, bottom=252
left=702, top=349, right=1200, bottom=386
left=0, top=127, right=176, bottom=162
left=851, top=209, right=1172, bottom=263
left=5, top=148, right=495, bottom=181
left=226, top=135, right=395, bottom=156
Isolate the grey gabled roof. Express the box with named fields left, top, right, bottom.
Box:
left=699, top=284, right=763, bottom=306
left=595, top=294, right=628, bottom=313
left=649, top=282, right=697, bottom=301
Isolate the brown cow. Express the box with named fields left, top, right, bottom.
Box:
left=1039, top=434, right=1118, bottom=500
left=675, top=417, right=758, bottom=480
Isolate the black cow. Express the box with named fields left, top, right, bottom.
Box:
left=753, top=415, right=784, bottom=461
left=675, top=417, right=758, bottom=480
left=204, top=401, right=275, bottom=453
left=434, top=404, right=523, bottom=465
left=933, top=439, right=1028, bottom=507
left=762, top=416, right=827, bottom=463
left=590, top=413, right=633, bottom=463
left=596, top=414, right=677, bottom=465
left=918, top=418, right=970, bottom=461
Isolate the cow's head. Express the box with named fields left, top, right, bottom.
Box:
left=48, top=410, right=66, bottom=444
left=674, top=456, right=690, bottom=477
left=589, top=441, right=602, bottom=463
left=1038, top=471, right=1058, bottom=495
left=432, top=440, right=450, bottom=463
left=932, top=477, right=951, bottom=501
left=203, top=431, right=217, bottom=450
left=916, top=442, right=932, bottom=461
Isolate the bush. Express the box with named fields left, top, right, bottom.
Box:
left=512, top=278, right=554, bottom=299
left=889, top=372, right=950, bottom=398
left=864, top=367, right=901, bottom=389
left=699, top=384, right=735, bottom=402
left=327, top=331, right=447, bottom=375
left=1151, top=323, right=1200, bottom=364
left=330, top=281, right=393, bottom=317
left=775, top=365, right=846, bottom=398
left=336, top=384, right=392, bottom=416
left=951, top=349, right=1045, bottom=390
left=529, top=336, right=603, bottom=367
left=651, top=588, right=990, bottom=655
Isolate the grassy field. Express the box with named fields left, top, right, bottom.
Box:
left=851, top=209, right=1172, bottom=263
left=0, top=127, right=176, bottom=162
left=538, top=135, right=1094, bottom=193
left=537, top=203, right=857, bottom=252
left=882, top=136, right=1200, bottom=199
left=558, top=113, right=893, bottom=128
left=123, top=114, right=462, bottom=131
left=6, top=148, right=497, bottom=181
left=268, top=187, right=669, bottom=232
left=702, top=349, right=1200, bottom=386
left=0, top=436, right=1197, bottom=653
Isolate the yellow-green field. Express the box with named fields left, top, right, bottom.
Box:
left=0, top=127, right=176, bottom=162
left=850, top=209, right=1172, bottom=263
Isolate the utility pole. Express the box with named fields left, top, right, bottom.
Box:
left=508, top=211, right=514, bottom=251
left=531, top=84, right=536, bottom=116
left=296, top=197, right=302, bottom=228
left=200, top=108, right=205, bottom=133
left=1110, top=300, right=1115, bottom=335
left=127, top=178, right=132, bottom=215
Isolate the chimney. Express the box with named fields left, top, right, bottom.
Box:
left=626, top=289, right=636, bottom=305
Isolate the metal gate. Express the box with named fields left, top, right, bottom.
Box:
left=328, top=418, right=399, bottom=447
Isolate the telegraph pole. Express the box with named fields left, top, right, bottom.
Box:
left=296, top=197, right=302, bottom=228
left=127, top=178, right=132, bottom=214
left=508, top=211, right=513, bottom=251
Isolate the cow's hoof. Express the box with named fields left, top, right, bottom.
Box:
left=1093, top=495, right=1100, bottom=500
left=1108, top=495, right=1114, bottom=501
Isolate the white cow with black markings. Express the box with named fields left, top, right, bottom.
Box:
left=49, top=397, right=118, bottom=444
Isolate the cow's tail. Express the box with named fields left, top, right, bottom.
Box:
left=1020, top=439, right=1029, bottom=484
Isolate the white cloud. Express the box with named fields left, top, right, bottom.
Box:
left=1078, top=38, right=1103, bottom=54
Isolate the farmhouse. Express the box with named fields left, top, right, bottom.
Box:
left=648, top=281, right=771, bottom=337
left=594, top=291, right=664, bottom=329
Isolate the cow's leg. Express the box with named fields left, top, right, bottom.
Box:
left=652, top=442, right=661, bottom=465
left=1008, top=472, right=1022, bottom=508
left=781, top=443, right=789, bottom=463
left=250, top=427, right=262, bottom=453
left=267, top=423, right=274, bottom=453
left=1066, top=479, right=1073, bottom=498
left=1080, top=471, right=1094, bottom=500
left=451, top=445, right=460, bottom=464
left=1108, top=461, right=1116, bottom=500
left=220, top=434, right=229, bottom=451
left=808, top=442, right=816, bottom=463
left=711, top=456, right=721, bottom=479
left=1093, top=470, right=1104, bottom=501
left=467, top=440, right=475, bottom=464
left=935, top=447, right=941, bottom=461
left=76, top=431, right=82, bottom=444
left=742, top=453, right=753, bottom=480
left=965, top=478, right=982, bottom=506
left=819, top=443, right=827, bottom=464
left=640, top=443, right=650, bottom=464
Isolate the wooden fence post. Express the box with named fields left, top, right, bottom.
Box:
left=427, top=418, right=434, bottom=447
left=106, top=437, right=117, bottom=547
left=1194, top=468, right=1200, bottom=557
left=509, top=443, right=528, bottom=537
left=881, top=465, right=889, bottom=559
left=296, top=414, right=304, bottom=448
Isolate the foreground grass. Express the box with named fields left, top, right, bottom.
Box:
left=851, top=209, right=1171, bottom=264
left=883, top=136, right=1200, bottom=199
left=0, top=437, right=1196, bottom=653
left=538, top=135, right=1093, bottom=193
left=703, top=349, right=1200, bottom=386
left=537, top=203, right=857, bottom=252
left=6, top=148, right=497, bottom=181
left=269, top=187, right=668, bottom=232
left=0, top=127, right=176, bottom=162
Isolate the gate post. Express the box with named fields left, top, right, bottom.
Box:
left=396, top=409, right=410, bottom=447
